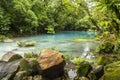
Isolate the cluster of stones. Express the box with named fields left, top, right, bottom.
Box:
left=0, top=50, right=65, bottom=80
left=0, top=50, right=119, bottom=80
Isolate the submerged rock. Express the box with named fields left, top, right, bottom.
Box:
left=37, top=49, right=65, bottom=79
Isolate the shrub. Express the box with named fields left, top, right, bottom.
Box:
left=24, top=53, right=38, bottom=58
left=76, top=61, right=92, bottom=77
left=96, top=41, right=114, bottom=54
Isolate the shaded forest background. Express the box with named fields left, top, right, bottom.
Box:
left=0, top=0, right=120, bottom=37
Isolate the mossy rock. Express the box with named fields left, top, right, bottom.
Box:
left=100, top=61, right=120, bottom=80
left=97, top=56, right=112, bottom=66
left=76, top=61, right=92, bottom=77
left=17, top=41, right=36, bottom=47
left=8, top=54, right=23, bottom=62
left=24, top=41, right=36, bottom=47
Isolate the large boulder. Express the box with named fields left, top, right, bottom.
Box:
left=0, top=60, right=20, bottom=80
left=100, top=61, right=120, bottom=80
left=0, top=58, right=41, bottom=80
left=37, top=49, right=65, bottom=79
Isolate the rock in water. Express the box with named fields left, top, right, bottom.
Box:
left=37, top=49, right=65, bottom=79
left=17, top=41, right=36, bottom=47
left=3, top=38, right=13, bottom=43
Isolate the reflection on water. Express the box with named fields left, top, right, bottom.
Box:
left=0, top=31, right=98, bottom=57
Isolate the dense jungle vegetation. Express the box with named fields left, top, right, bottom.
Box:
left=0, top=0, right=119, bottom=37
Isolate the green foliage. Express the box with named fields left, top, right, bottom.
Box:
left=114, top=41, right=120, bottom=54
left=0, top=0, right=95, bottom=36
left=0, top=0, right=120, bottom=38
left=100, top=61, right=120, bottom=80
left=72, top=57, right=84, bottom=65
left=76, top=61, right=92, bottom=77
left=92, top=0, right=120, bottom=36
left=0, top=6, right=11, bottom=35
left=24, top=52, right=38, bottom=58
left=0, top=35, right=5, bottom=42
left=95, top=31, right=120, bottom=54
left=97, top=56, right=111, bottom=65
left=96, top=41, right=114, bottom=54
left=63, top=54, right=73, bottom=61
left=45, top=25, right=55, bottom=34
left=19, top=59, right=31, bottom=72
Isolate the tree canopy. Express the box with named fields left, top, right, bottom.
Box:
left=0, top=0, right=120, bottom=36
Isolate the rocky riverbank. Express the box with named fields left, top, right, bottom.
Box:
left=0, top=50, right=120, bottom=80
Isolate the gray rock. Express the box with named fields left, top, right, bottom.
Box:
left=0, top=60, right=20, bottom=80
left=1, top=51, right=15, bottom=61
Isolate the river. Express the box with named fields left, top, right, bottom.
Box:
left=0, top=31, right=98, bottom=58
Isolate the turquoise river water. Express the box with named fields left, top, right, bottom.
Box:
left=0, top=31, right=99, bottom=58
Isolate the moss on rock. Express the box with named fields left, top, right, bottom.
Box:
left=17, top=41, right=36, bottom=47
left=8, top=54, right=22, bottom=62
left=100, top=61, right=120, bottom=80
